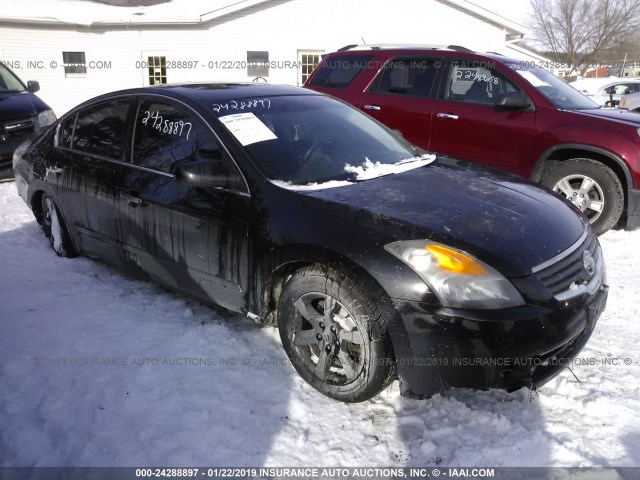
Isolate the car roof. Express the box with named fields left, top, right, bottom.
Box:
left=335, top=44, right=475, bottom=53
left=599, top=79, right=640, bottom=87
left=325, top=45, right=522, bottom=65
left=72, top=83, right=320, bottom=113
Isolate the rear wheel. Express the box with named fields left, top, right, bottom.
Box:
left=278, top=265, right=395, bottom=402
left=541, top=159, right=624, bottom=236
left=41, top=194, right=77, bottom=257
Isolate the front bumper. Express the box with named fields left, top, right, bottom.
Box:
left=389, top=284, right=608, bottom=398
left=626, top=188, right=640, bottom=230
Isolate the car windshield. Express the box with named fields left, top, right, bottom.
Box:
left=0, top=63, right=26, bottom=94
left=509, top=64, right=600, bottom=111
left=213, top=94, right=434, bottom=188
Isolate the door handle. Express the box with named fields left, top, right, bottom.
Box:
left=119, top=192, right=142, bottom=205
left=363, top=105, right=381, bottom=111
left=437, top=113, right=459, bottom=120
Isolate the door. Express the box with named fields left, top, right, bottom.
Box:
left=429, top=59, right=535, bottom=173
left=50, top=98, right=132, bottom=263
left=358, top=56, right=444, bottom=150
left=118, top=97, right=250, bottom=310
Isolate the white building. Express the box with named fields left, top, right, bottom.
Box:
left=0, top=0, right=541, bottom=115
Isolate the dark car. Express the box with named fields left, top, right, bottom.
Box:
left=0, top=61, right=56, bottom=179
left=14, top=83, right=608, bottom=402
left=304, top=45, right=640, bottom=236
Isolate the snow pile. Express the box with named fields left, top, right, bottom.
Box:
left=0, top=181, right=639, bottom=467
left=344, top=155, right=436, bottom=181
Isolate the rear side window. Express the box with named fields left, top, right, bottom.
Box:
left=308, top=54, right=374, bottom=88
left=446, top=61, right=520, bottom=105
left=368, top=57, right=442, bottom=97
left=133, top=99, right=222, bottom=173
left=72, top=100, right=131, bottom=159
left=58, top=114, right=76, bottom=148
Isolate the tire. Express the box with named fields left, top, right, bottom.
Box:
left=278, top=265, right=395, bottom=402
left=541, top=159, right=624, bottom=236
left=41, top=194, right=77, bottom=257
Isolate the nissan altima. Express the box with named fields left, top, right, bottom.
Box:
left=13, top=83, right=608, bottom=402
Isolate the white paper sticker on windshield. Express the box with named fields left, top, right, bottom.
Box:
left=218, top=112, right=277, bottom=146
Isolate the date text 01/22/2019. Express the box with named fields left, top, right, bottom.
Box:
left=134, top=60, right=304, bottom=70
left=134, top=467, right=492, bottom=478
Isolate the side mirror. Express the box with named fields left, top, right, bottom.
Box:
left=27, top=81, right=40, bottom=93
left=174, top=157, right=245, bottom=190
left=495, top=93, right=531, bottom=110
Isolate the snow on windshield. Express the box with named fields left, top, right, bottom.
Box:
left=344, top=154, right=436, bottom=181
left=270, top=180, right=355, bottom=191
left=272, top=154, right=436, bottom=191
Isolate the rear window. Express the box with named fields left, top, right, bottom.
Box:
left=308, top=54, right=374, bottom=88
left=72, top=100, right=131, bottom=159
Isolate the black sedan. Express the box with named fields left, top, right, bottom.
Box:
left=13, top=83, right=608, bottom=402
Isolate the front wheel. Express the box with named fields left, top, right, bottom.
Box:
left=278, top=265, right=395, bottom=402
left=41, top=193, right=77, bottom=257
left=541, top=159, right=624, bottom=236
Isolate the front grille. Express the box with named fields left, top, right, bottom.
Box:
left=1, top=118, right=35, bottom=141
left=533, top=230, right=600, bottom=298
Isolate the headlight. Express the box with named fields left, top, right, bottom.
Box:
left=35, top=109, right=57, bottom=131
left=385, top=240, right=525, bottom=310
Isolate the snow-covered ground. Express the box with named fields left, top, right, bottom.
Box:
left=1, top=180, right=639, bottom=467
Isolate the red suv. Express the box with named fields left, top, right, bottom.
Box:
left=304, top=45, right=640, bottom=235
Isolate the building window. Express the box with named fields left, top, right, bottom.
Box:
left=147, top=56, right=167, bottom=85
left=298, top=51, right=323, bottom=85
left=62, top=51, right=87, bottom=76
left=247, top=51, right=269, bottom=79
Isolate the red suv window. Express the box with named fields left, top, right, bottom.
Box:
left=367, top=57, right=443, bottom=98
left=307, top=54, right=375, bottom=88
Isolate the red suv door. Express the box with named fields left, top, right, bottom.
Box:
left=429, top=59, right=535, bottom=176
left=357, top=57, right=444, bottom=149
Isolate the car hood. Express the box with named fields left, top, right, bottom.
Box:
left=296, top=162, right=588, bottom=277
left=0, top=91, right=49, bottom=121
left=570, top=107, right=640, bottom=127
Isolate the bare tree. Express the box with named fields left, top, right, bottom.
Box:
left=529, top=0, right=640, bottom=76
